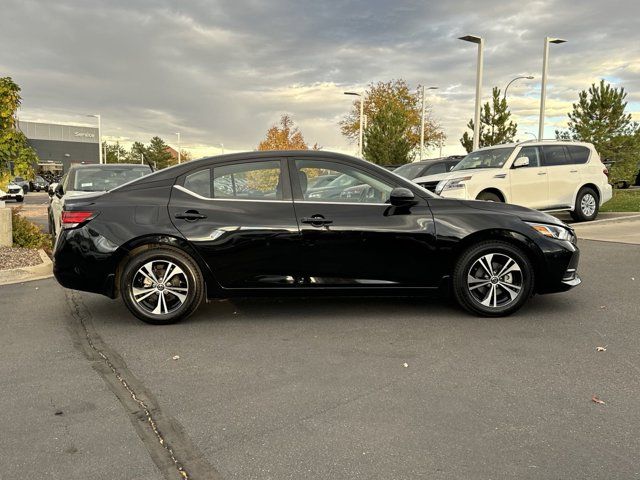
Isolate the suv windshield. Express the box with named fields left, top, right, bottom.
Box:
left=452, top=147, right=515, bottom=171
left=72, top=167, right=151, bottom=191
left=393, top=162, right=426, bottom=179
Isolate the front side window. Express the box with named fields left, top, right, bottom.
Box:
left=452, top=147, right=515, bottom=171
left=515, top=146, right=542, bottom=167
left=213, top=161, right=282, bottom=200
left=295, top=159, right=394, bottom=204
left=542, top=145, right=570, bottom=166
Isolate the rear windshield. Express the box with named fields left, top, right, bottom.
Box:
left=72, top=167, right=151, bottom=191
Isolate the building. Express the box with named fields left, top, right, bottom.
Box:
left=18, top=120, right=100, bottom=173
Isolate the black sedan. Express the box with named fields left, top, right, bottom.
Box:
left=53, top=151, right=580, bottom=324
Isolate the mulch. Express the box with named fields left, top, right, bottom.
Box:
left=0, top=247, right=44, bottom=271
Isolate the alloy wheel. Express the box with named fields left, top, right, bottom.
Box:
left=467, top=253, right=523, bottom=308
left=131, top=260, right=189, bottom=315
left=581, top=193, right=596, bottom=217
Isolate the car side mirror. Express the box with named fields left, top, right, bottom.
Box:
left=54, top=183, right=64, bottom=198
left=513, top=156, right=530, bottom=168
left=390, top=187, right=416, bottom=206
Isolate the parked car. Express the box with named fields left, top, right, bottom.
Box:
left=29, top=175, right=49, bottom=192
left=393, top=156, right=465, bottom=180
left=413, top=141, right=612, bottom=222
left=48, top=164, right=152, bottom=235
left=53, top=150, right=581, bottom=325
left=0, top=182, right=25, bottom=202
left=12, top=176, right=30, bottom=193
left=306, top=173, right=363, bottom=200
left=306, top=173, right=339, bottom=190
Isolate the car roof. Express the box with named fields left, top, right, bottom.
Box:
left=474, top=140, right=594, bottom=151
left=409, top=156, right=465, bottom=165
left=69, top=163, right=151, bottom=170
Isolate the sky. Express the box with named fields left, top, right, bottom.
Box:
left=2, top=0, right=639, bottom=159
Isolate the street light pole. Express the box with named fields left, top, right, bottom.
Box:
left=504, top=75, right=534, bottom=99
left=420, top=86, right=438, bottom=160
left=344, top=91, right=364, bottom=158
left=87, top=114, right=102, bottom=164
left=538, top=37, right=567, bottom=140
left=459, top=35, right=484, bottom=152
left=176, top=132, right=181, bottom=164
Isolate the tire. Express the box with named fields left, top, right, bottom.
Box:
left=570, top=187, right=599, bottom=222
left=453, top=241, right=535, bottom=317
left=16, top=196, right=24, bottom=203
left=120, top=247, right=204, bottom=325
left=476, top=191, right=502, bottom=202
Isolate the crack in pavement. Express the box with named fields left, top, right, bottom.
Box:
left=65, top=290, right=221, bottom=480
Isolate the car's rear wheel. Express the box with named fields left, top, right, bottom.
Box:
left=120, top=247, right=204, bottom=324
left=476, top=191, right=502, bottom=202
left=453, top=241, right=534, bottom=317
left=570, top=187, right=599, bottom=222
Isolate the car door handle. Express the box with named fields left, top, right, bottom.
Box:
left=537, top=172, right=547, bottom=175
left=301, top=216, right=333, bottom=226
left=175, top=210, right=207, bottom=221
left=570, top=170, right=578, bottom=173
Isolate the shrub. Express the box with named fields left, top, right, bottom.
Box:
left=11, top=208, right=52, bottom=252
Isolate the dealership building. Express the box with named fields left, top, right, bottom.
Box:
left=17, top=120, right=100, bottom=173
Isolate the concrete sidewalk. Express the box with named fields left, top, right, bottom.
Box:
left=571, top=214, right=640, bottom=245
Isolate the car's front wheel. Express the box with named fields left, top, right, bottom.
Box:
left=120, top=247, right=204, bottom=324
left=453, top=241, right=534, bottom=317
left=571, top=187, right=599, bottom=222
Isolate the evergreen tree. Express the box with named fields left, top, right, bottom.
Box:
left=363, top=102, right=413, bottom=165
left=460, top=87, right=518, bottom=153
left=557, top=80, right=640, bottom=185
left=145, top=136, right=173, bottom=169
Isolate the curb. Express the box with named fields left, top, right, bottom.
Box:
left=0, top=249, right=53, bottom=286
left=572, top=213, right=640, bottom=226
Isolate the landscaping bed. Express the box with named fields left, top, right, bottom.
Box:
left=0, top=246, right=44, bottom=270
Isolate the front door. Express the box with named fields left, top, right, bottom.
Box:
left=509, top=146, right=549, bottom=209
left=168, top=158, right=301, bottom=288
left=289, top=157, right=438, bottom=287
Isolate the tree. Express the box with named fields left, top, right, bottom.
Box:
left=0, top=77, right=38, bottom=189
left=556, top=80, right=640, bottom=185
left=145, top=136, right=174, bottom=169
left=257, top=114, right=317, bottom=150
left=340, top=79, right=445, bottom=162
left=363, top=102, right=412, bottom=165
left=102, top=142, right=128, bottom=164
left=460, top=87, right=518, bottom=153
left=179, top=149, right=192, bottom=163
left=129, top=141, right=146, bottom=164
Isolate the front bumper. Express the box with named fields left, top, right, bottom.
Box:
left=535, top=237, right=581, bottom=294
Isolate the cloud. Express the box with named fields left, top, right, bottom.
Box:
left=1, top=0, right=639, bottom=157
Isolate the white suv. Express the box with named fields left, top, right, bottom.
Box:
left=413, top=141, right=612, bottom=221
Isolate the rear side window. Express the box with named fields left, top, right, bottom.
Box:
left=184, top=169, right=211, bottom=197
left=566, top=146, right=590, bottom=164
left=542, top=146, right=570, bottom=166
left=213, top=161, right=282, bottom=200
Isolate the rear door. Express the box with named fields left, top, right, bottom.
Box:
left=542, top=145, right=576, bottom=208
left=289, top=157, right=439, bottom=287
left=168, top=158, right=301, bottom=288
left=509, top=146, right=549, bottom=208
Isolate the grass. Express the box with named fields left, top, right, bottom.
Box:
left=601, top=188, right=640, bottom=213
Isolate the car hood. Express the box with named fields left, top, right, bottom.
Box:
left=460, top=199, right=569, bottom=227
left=413, top=168, right=503, bottom=184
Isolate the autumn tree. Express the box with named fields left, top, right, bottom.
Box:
left=557, top=80, right=640, bottom=186
left=460, top=87, right=518, bottom=153
left=257, top=114, right=317, bottom=150
left=363, top=103, right=413, bottom=165
left=0, top=77, right=38, bottom=189
left=340, top=79, right=445, bottom=163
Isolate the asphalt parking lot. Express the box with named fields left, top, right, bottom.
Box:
left=1, top=239, right=639, bottom=479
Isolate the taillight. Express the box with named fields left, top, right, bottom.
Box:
left=603, top=167, right=609, bottom=178
left=61, top=211, right=97, bottom=229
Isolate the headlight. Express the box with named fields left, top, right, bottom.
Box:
left=526, top=222, right=573, bottom=241
left=436, top=176, right=472, bottom=194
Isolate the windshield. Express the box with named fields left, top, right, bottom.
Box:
left=452, top=147, right=514, bottom=171
left=326, top=174, right=359, bottom=188
left=393, top=163, right=426, bottom=179
left=72, top=167, right=151, bottom=191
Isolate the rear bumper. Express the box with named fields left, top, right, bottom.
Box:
left=600, top=183, right=613, bottom=205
